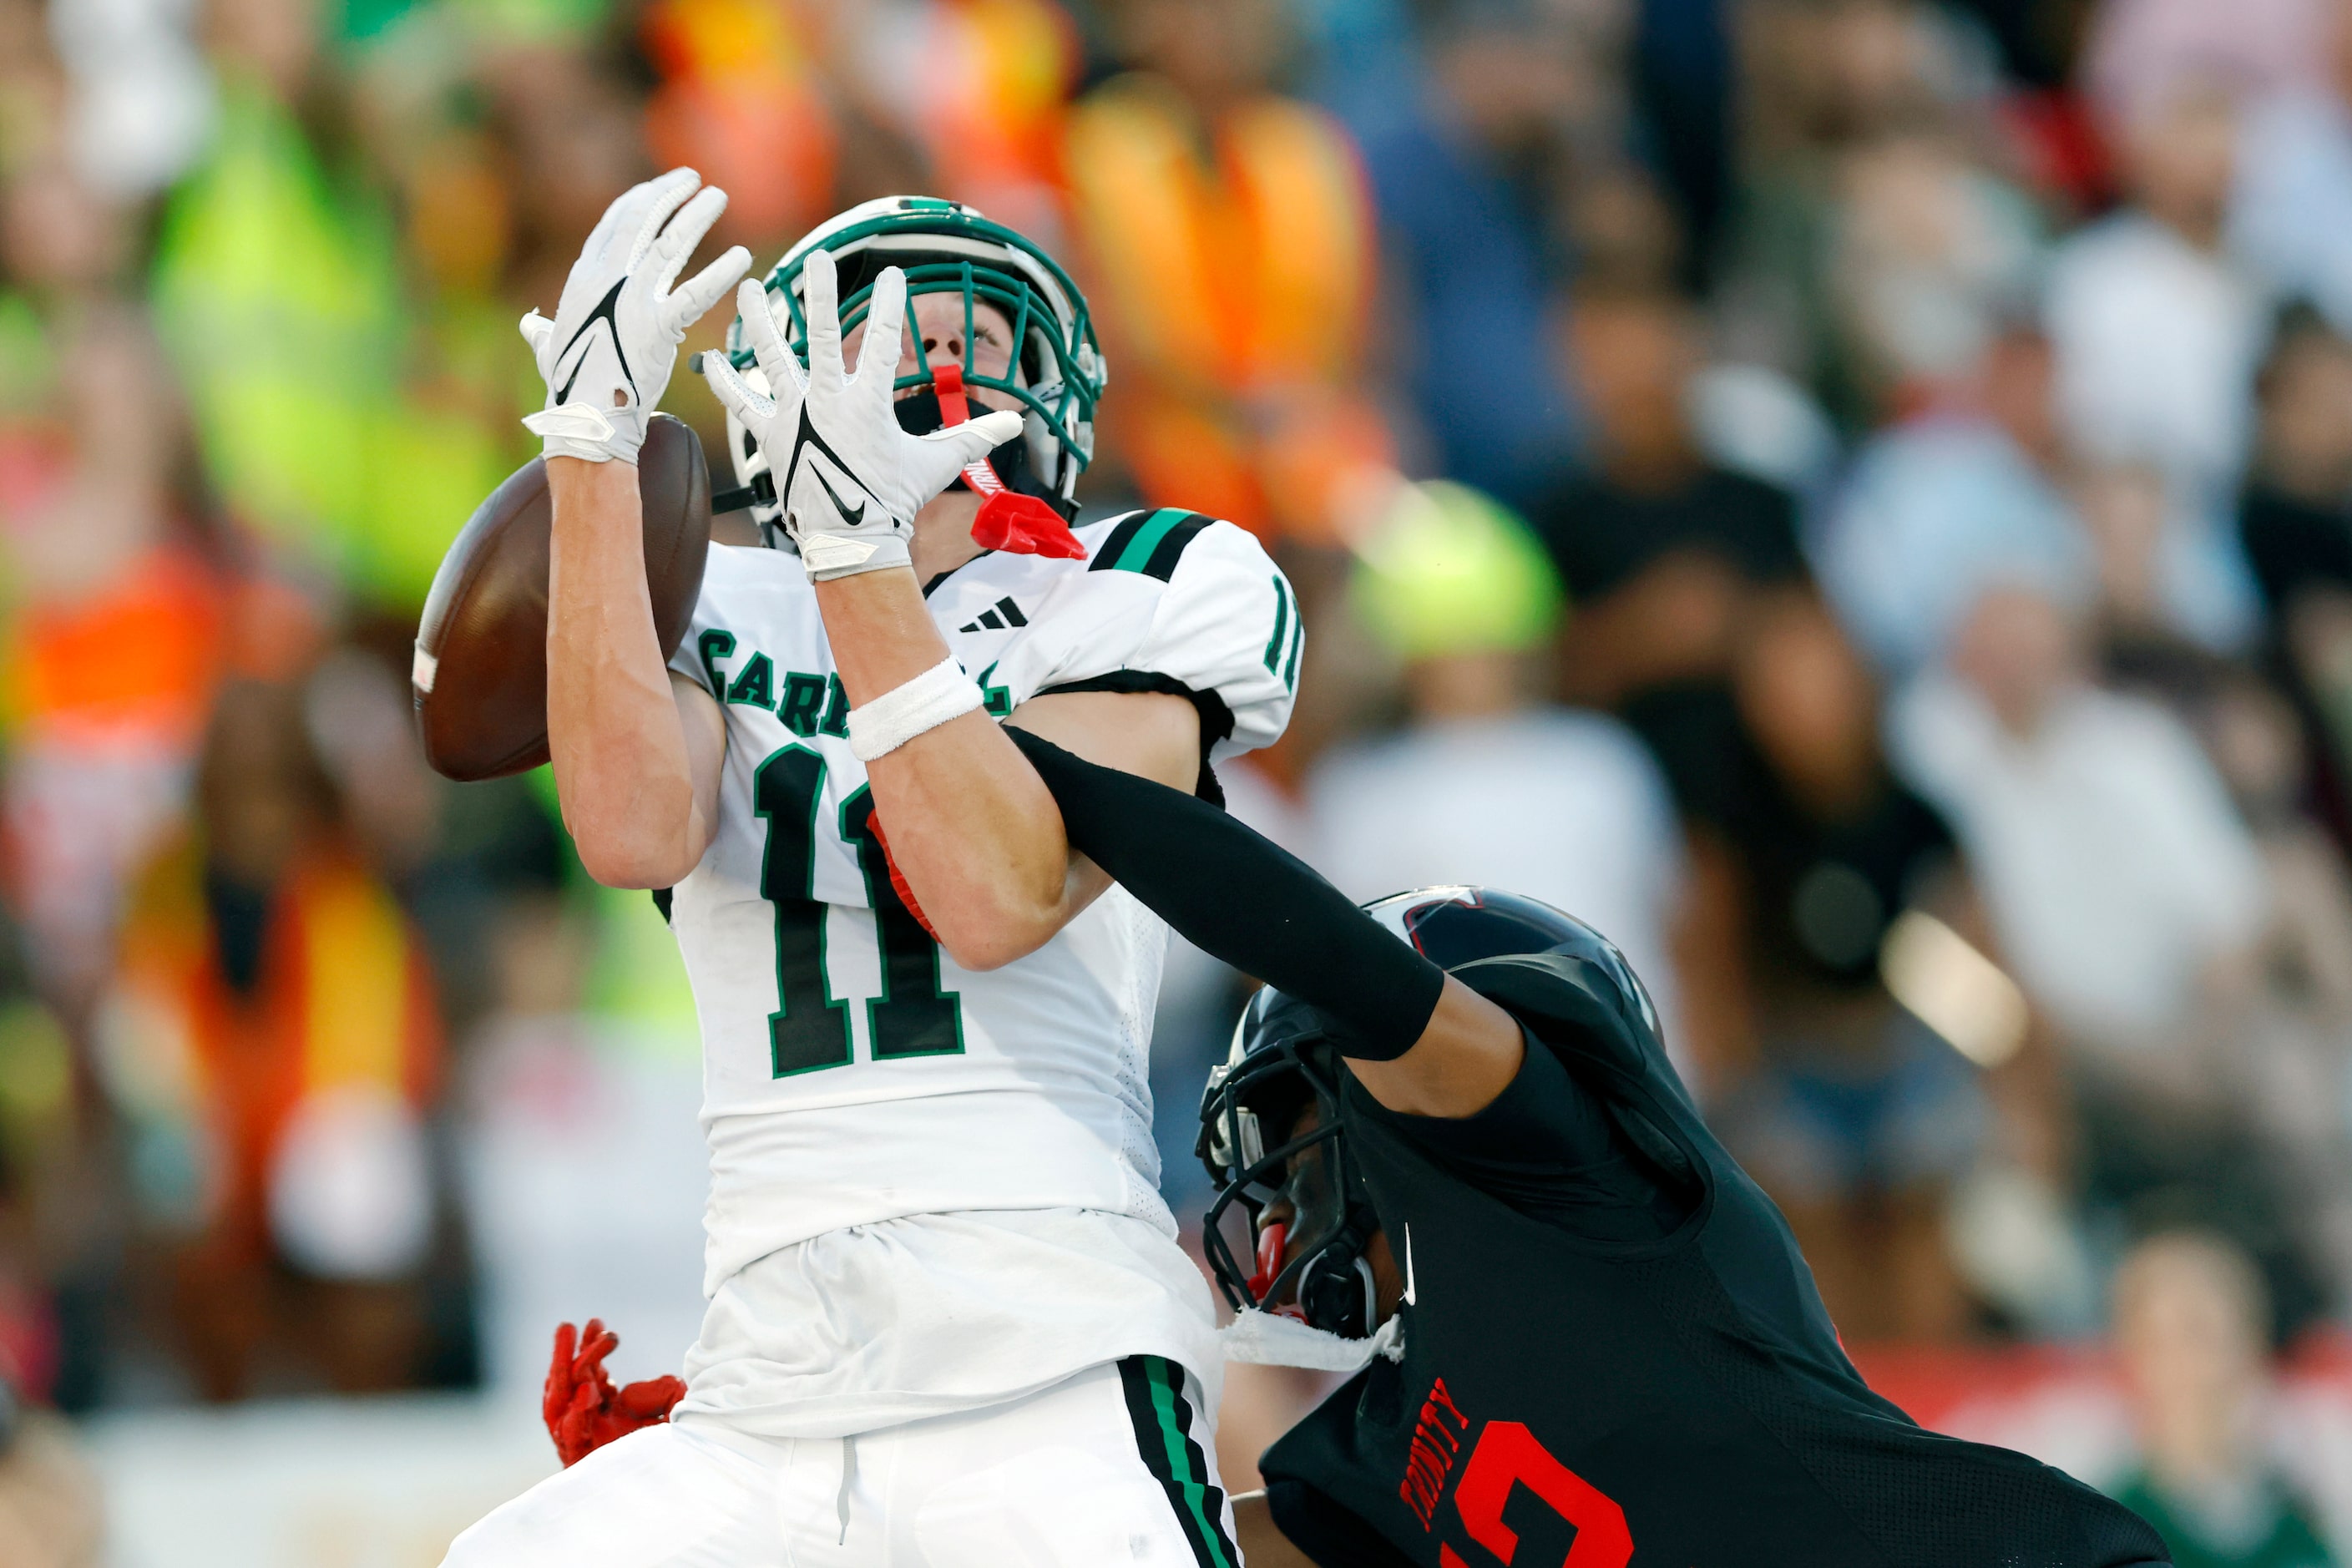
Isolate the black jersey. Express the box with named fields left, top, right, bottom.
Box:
left=1258, top=952, right=2169, bottom=1568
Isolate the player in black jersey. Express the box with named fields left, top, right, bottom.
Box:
left=996, top=726, right=2169, bottom=1568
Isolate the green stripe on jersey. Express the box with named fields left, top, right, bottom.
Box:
left=1092, top=508, right=1214, bottom=580
left=1112, top=508, right=1191, bottom=574
left=1262, top=575, right=1291, bottom=675
left=1089, top=509, right=1153, bottom=570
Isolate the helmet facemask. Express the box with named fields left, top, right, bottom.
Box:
left=721, top=197, right=1105, bottom=542
left=1198, top=994, right=1383, bottom=1339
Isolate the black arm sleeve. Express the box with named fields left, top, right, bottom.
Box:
left=1007, top=727, right=1444, bottom=1060
left=1366, top=1026, right=1682, bottom=1239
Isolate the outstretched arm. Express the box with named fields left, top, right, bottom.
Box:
left=1006, top=731, right=1525, bottom=1119
left=545, top=458, right=727, bottom=888
left=523, top=169, right=746, bottom=888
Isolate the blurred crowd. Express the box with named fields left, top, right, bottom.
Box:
left=3, top=0, right=2352, bottom=1560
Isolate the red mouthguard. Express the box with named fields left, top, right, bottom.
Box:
left=931, top=362, right=1085, bottom=560
left=1247, top=1221, right=1289, bottom=1301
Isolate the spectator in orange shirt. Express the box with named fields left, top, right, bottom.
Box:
left=99, top=678, right=442, bottom=1400
left=1063, top=0, right=1390, bottom=544
left=0, top=303, right=223, bottom=1014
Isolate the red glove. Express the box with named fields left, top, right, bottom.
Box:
left=542, top=1318, right=686, bottom=1468
left=867, top=817, right=938, bottom=940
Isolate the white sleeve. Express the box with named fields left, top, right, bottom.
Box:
left=665, top=545, right=800, bottom=702
left=994, top=513, right=1302, bottom=760
left=668, top=594, right=733, bottom=699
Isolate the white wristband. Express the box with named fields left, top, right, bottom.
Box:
left=801, top=532, right=912, bottom=581
left=522, top=403, right=643, bottom=464
left=847, top=658, right=984, bottom=761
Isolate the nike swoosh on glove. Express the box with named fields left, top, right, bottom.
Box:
left=543, top=1318, right=687, bottom=1468
left=700, top=250, right=1021, bottom=580
left=519, top=168, right=750, bottom=464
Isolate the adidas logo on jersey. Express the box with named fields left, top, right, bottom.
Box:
left=958, top=597, right=1029, bottom=634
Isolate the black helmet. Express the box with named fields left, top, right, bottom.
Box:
left=1196, top=886, right=1658, bottom=1337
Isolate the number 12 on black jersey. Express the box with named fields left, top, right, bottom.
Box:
left=752, top=745, right=964, bottom=1076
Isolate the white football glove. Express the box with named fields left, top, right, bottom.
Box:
left=700, top=250, right=1021, bottom=579
left=519, top=168, right=750, bottom=465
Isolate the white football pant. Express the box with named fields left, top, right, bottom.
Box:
left=441, top=1357, right=1238, bottom=1568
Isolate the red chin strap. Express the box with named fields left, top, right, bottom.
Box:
left=930, top=362, right=1085, bottom=559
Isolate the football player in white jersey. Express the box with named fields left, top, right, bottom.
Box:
left=443, top=171, right=1301, bottom=1567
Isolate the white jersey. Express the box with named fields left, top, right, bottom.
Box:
left=664, top=508, right=1301, bottom=1297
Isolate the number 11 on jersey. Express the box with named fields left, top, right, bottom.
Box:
left=752, top=746, right=964, bottom=1077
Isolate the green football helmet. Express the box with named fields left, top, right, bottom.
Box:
left=721, top=196, right=1107, bottom=538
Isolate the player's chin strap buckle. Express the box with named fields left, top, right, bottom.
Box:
left=712, top=470, right=776, bottom=515
left=931, top=363, right=1085, bottom=560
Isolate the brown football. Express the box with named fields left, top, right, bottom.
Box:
left=414, top=413, right=712, bottom=781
